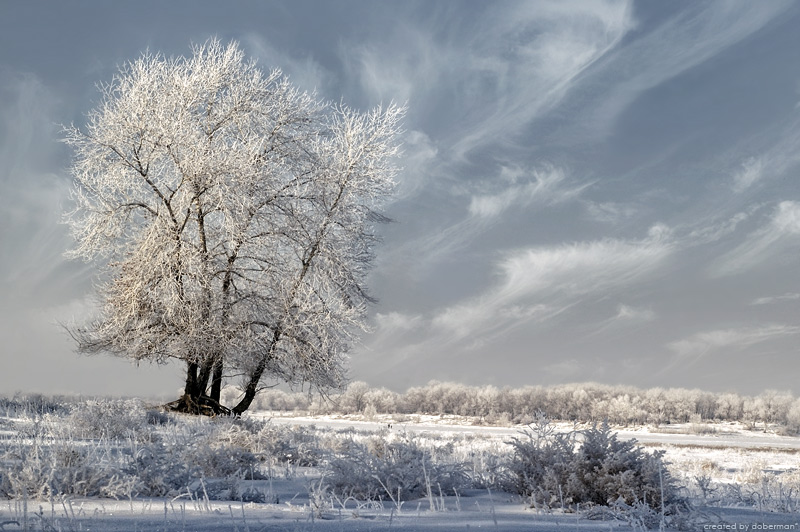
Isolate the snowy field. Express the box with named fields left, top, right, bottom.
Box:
left=1, top=399, right=800, bottom=531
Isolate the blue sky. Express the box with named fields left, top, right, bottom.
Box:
left=1, top=1, right=800, bottom=396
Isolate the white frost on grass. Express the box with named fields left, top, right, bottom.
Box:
left=2, top=400, right=800, bottom=530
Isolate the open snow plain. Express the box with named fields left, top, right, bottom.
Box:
left=1, top=400, right=800, bottom=531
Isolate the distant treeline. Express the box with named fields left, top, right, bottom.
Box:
left=230, top=381, right=800, bottom=430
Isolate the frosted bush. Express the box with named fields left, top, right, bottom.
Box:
left=466, top=446, right=507, bottom=489
left=127, top=441, right=195, bottom=496
left=3, top=437, right=135, bottom=499
left=254, top=423, right=322, bottom=466
left=68, top=399, right=148, bottom=439
left=504, top=419, right=685, bottom=513
left=572, top=423, right=681, bottom=509
left=185, top=443, right=261, bottom=479
left=6, top=394, right=72, bottom=416
left=324, top=435, right=469, bottom=501
left=503, top=415, right=576, bottom=505
left=716, top=475, right=800, bottom=513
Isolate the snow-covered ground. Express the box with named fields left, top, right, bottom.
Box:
left=2, top=406, right=800, bottom=531
left=0, top=491, right=676, bottom=532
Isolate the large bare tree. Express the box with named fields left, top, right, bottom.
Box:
left=63, top=40, right=403, bottom=414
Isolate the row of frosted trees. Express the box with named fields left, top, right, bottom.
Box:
left=242, top=381, right=800, bottom=431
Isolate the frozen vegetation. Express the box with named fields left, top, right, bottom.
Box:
left=1, top=390, right=800, bottom=531
left=241, top=380, right=800, bottom=433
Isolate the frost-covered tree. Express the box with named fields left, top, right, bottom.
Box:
left=63, top=40, right=404, bottom=414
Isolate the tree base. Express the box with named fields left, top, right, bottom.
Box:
left=163, top=394, right=232, bottom=416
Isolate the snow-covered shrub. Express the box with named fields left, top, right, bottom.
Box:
left=572, top=423, right=680, bottom=510
left=715, top=473, right=800, bottom=514
left=185, top=443, right=261, bottom=479
left=466, top=445, right=507, bottom=489
left=324, top=434, right=469, bottom=501
left=126, top=441, right=195, bottom=496
left=13, top=394, right=72, bottom=416
left=68, top=399, right=148, bottom=439
left=3, top=434, right=135, bottom=499
left=254, top=423, right=322, bottom=466
left=203, top=416, right=263, bottom=449
left=503, top=414, right=577, bottom=506
left=504, top=419, right=685, bottom=513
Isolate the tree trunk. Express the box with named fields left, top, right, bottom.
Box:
left=184, top=361, right=199, bottom=396
left=209, top=357, right=223, bottom=404
left=171, top=358, right=230, bottom=416
left=196, top=356, right=214, bottom=397
left=232, top=360, right=265, bottom=415
left=233, top=330, right=279, bottom=415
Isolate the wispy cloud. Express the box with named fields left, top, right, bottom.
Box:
left=616, top=304, right=655, bottom=320
left=373, top=311, right=423, bottom=334
left=340, top=1, right=634, bottom=159
left=614, top=304, right=656, bottom=324
left=0, top=72, right=85, bottom=307
left=587, top=303, right=657, bottom=338
left=368, top=223, right=674, bottom=370
left=583, top=201, right=638, bottom=224
left=378, top=163, right=588, bottom=282
left=686, top=208, right=759, bottom=246
left=468, top=165, right=589, bottom=219
left=751, top=292, right=800, bottom=306
left=668, top=325, right=800, bottom=361
left=450, top=0, right=634, bottom=159
left=343, top=21, right=452, bottom=106
left=732, top=157, right=765, bottom=193
left=583, top=1, right=793, bottom=137
left=393, top=130, right=438, bottom=201
left=728, top=117, right=800, bottom=194
left=242, top=34, right=331, bottom=94
left=430, top=224, right=674, bottom=345
left=495, top=224, right=672, bottom=303
left=710, top=201, right=800, bottom=276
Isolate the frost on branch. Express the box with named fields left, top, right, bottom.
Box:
left=63, top=39, right=404, bottom=414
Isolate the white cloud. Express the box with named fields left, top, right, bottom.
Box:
left=242, top=34, right=331, bottom=94
left=385, top=164, right=589, bottom=282
left=341, top=1, right=634, bottom=159
left=772, top=201, right=800, bottom=233
left=585, top=2, right=793, bottom=137
left=584, top=201, right=638, bottom=224
left=726, top=114, right=800, bottom=194
left=614, top=304, right=656, bottom=322
left=450, top=0, right=634, bottom=158
left=496, top=224, right=672, bottom=303
left=392, top=130, right=438, bottom=201
left=429, top=224, right=673, bottom=345
left=687, top=208, right=757, bottom=246
left=344, top=23, right=451, bottom=105
left=751, top=292, right=800, bottom=306
left=588, top=304, right=656, bottom=337
left=468, top=165, right=589, bottom=219
left=374, top=311, right=423, bottom=333
left=668, top=325, right=800, bottom=360
left=711, top=201, right=800, bottom=276
left=0, top=73, right=81, bottom=305
left=732, top=157, right=764, bottom=193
